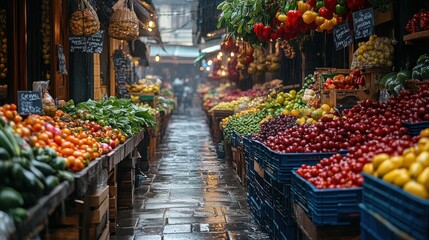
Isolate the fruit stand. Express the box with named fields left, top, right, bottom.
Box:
left=0, top=93, right=173, bottom=239
left=199, top=0, right=429, bottom=238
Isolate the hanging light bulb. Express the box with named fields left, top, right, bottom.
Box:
left=148, top=20, right=156, bottom=28
left=207, top=60, right=213, bottom=66
left=155, top=54, right=160, bottom=62
left=206, top=66, right=210, bottom=71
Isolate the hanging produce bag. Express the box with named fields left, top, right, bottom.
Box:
left=33, top=81, right=57, bottom=116
left=109, top=0, right=139, bottom=41
left=69, top=0, right=100, bottom=37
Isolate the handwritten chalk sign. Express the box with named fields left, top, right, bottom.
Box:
left=69, top=30, right=104, bottom=53
left=18, top=91, right=43, bottom=115
left=334, top=22, right=353, bottom=50
left=353, top=8, right=374, bottom=39
left=57, top=44, right=67, bottom=75
left=113, top=50, right=131, bottom=98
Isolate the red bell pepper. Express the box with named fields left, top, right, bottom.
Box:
left=308, top=0, right=317, bottom=8
left=318, top=7, right=333, bottom=20
left=287, top=10, right=302, bottom=26
left=262, top=25, right=272, bottom=40
left=324, top=0, right=337, bottom=12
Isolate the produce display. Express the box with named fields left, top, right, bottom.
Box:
left=62, top=97, right=156, bottom=137
left=379, top=70, right=411, bottom=95
left=291, top=85, right=429, bottom=190
left=363, top=129, right=429, bottom=199
left=127, top=79, right=161, bottom=95
left=253, top=114, right=298, bottom=142
left=297, top=137, right=414, bottom=189
left=210, top=97, right=250, bottom=112
left=322, top=69, right=365, bottom=90
left=406, top=9, right=429, bottom=33
left=263, top=89, right=306, bottom=113
left=0, top=117, right=73, bottom=224
left=412, top=54, right=429, bottom=80
left=222, top=109, right=268, bottom=141
left=353, top=35, right=394, bottom=68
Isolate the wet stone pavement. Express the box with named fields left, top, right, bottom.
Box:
left=111, top=108, right=270, bottom=240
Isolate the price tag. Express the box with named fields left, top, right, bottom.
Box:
left=17, top=91, right=43, bottom=115
left=69, top=30, right=104, bottom=53
left=333, top=22, right=353, bottom=50
left=353, top=8, right=375, bottom=39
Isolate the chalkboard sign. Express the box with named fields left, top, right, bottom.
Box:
left=57, top=44, right=67, bottom=75
left=17, top=91, right=43, bottom=115
left=353, top=8, right=374, bottom=39
left=113, top=50, right=131, bottom=98
left=333, top=22, right=353, bottom=50
left=69, top=30, right=104, bottom=53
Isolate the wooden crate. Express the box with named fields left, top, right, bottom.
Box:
left=224, top=139, right=232, bottom=161
left=149, top=134, right=157, bottom=161
left=108, top=167, right=117, bottom=185
left=117, top=169, right=135, bottom=209
left=109, top=196, right=117, bottom=219
left=211, top=110, right=235, bottom=144
left=88, top=186, right=109, bottom=207
left=59, top=188, right=109, bottom=225
left=98, top=220, right=110, bottom=240
left=231, top=146, right=243, bottom=182
left=316, top=67, right=390, bottom=104
left=293, top=203, right=360, bottom=240
left=320, top=89, right=371, bottom=107
left=49, top=211, right=109, bottom=240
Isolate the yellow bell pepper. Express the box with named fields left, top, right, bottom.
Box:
left=277, top=13, right=288, bottom=22
left=302, top=11, right=318, bottom=24
left=297, top=1, right=312, bottom=14
left=314, top=16, right=325, bottom=26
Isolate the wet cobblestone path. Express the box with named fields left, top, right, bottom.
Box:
left=112, top=108, right=270, bottom=240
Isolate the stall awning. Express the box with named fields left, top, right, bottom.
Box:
left=193, top=53, right=206, bottom=64
left=149, top=45, right=199, bottom=58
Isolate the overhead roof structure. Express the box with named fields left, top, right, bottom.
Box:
left=149, top=45, right=200, bottom=64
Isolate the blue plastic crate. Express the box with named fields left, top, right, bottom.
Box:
left=291, top=171, right=362, bottom=226
left=263, top=177, right=274, bottom=204
left=363, top=173, right=429, bottom=240
left=265, top=162, right=295, bottom=183
left=402, top=121, right=429, bottom=136
left=360, top=204, right=414, bottom=240
left=273, top=200, right=293, bottom=226
left=249, top=195, right=263, bottom=219
left=252, top=139, right=269, bottom=167
left=272, top=217, right=297, bottom=240
left=263, top=200, right=275, bottom=232
left=230, top=131, right=237, bottom=147
left=243, top=135, right=253, bottom=163
left=273, top=188, right=291, bottom=213
left=266, top=147, right=336, bottom=168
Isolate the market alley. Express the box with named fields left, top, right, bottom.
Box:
left=112, top=108, right=270, bottom=240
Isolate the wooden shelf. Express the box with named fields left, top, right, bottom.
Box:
left=10, top=181, right=75, bottom=240
left=404, top=30, right=429, bottom=45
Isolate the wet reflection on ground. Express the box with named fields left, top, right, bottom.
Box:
left=112, top=108, right=269, bottom=240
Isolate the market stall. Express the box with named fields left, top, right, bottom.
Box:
left=201, top=0, right=429, bottom=239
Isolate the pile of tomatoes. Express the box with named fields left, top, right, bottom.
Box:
left=0, top=104, right=127, bottom=172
